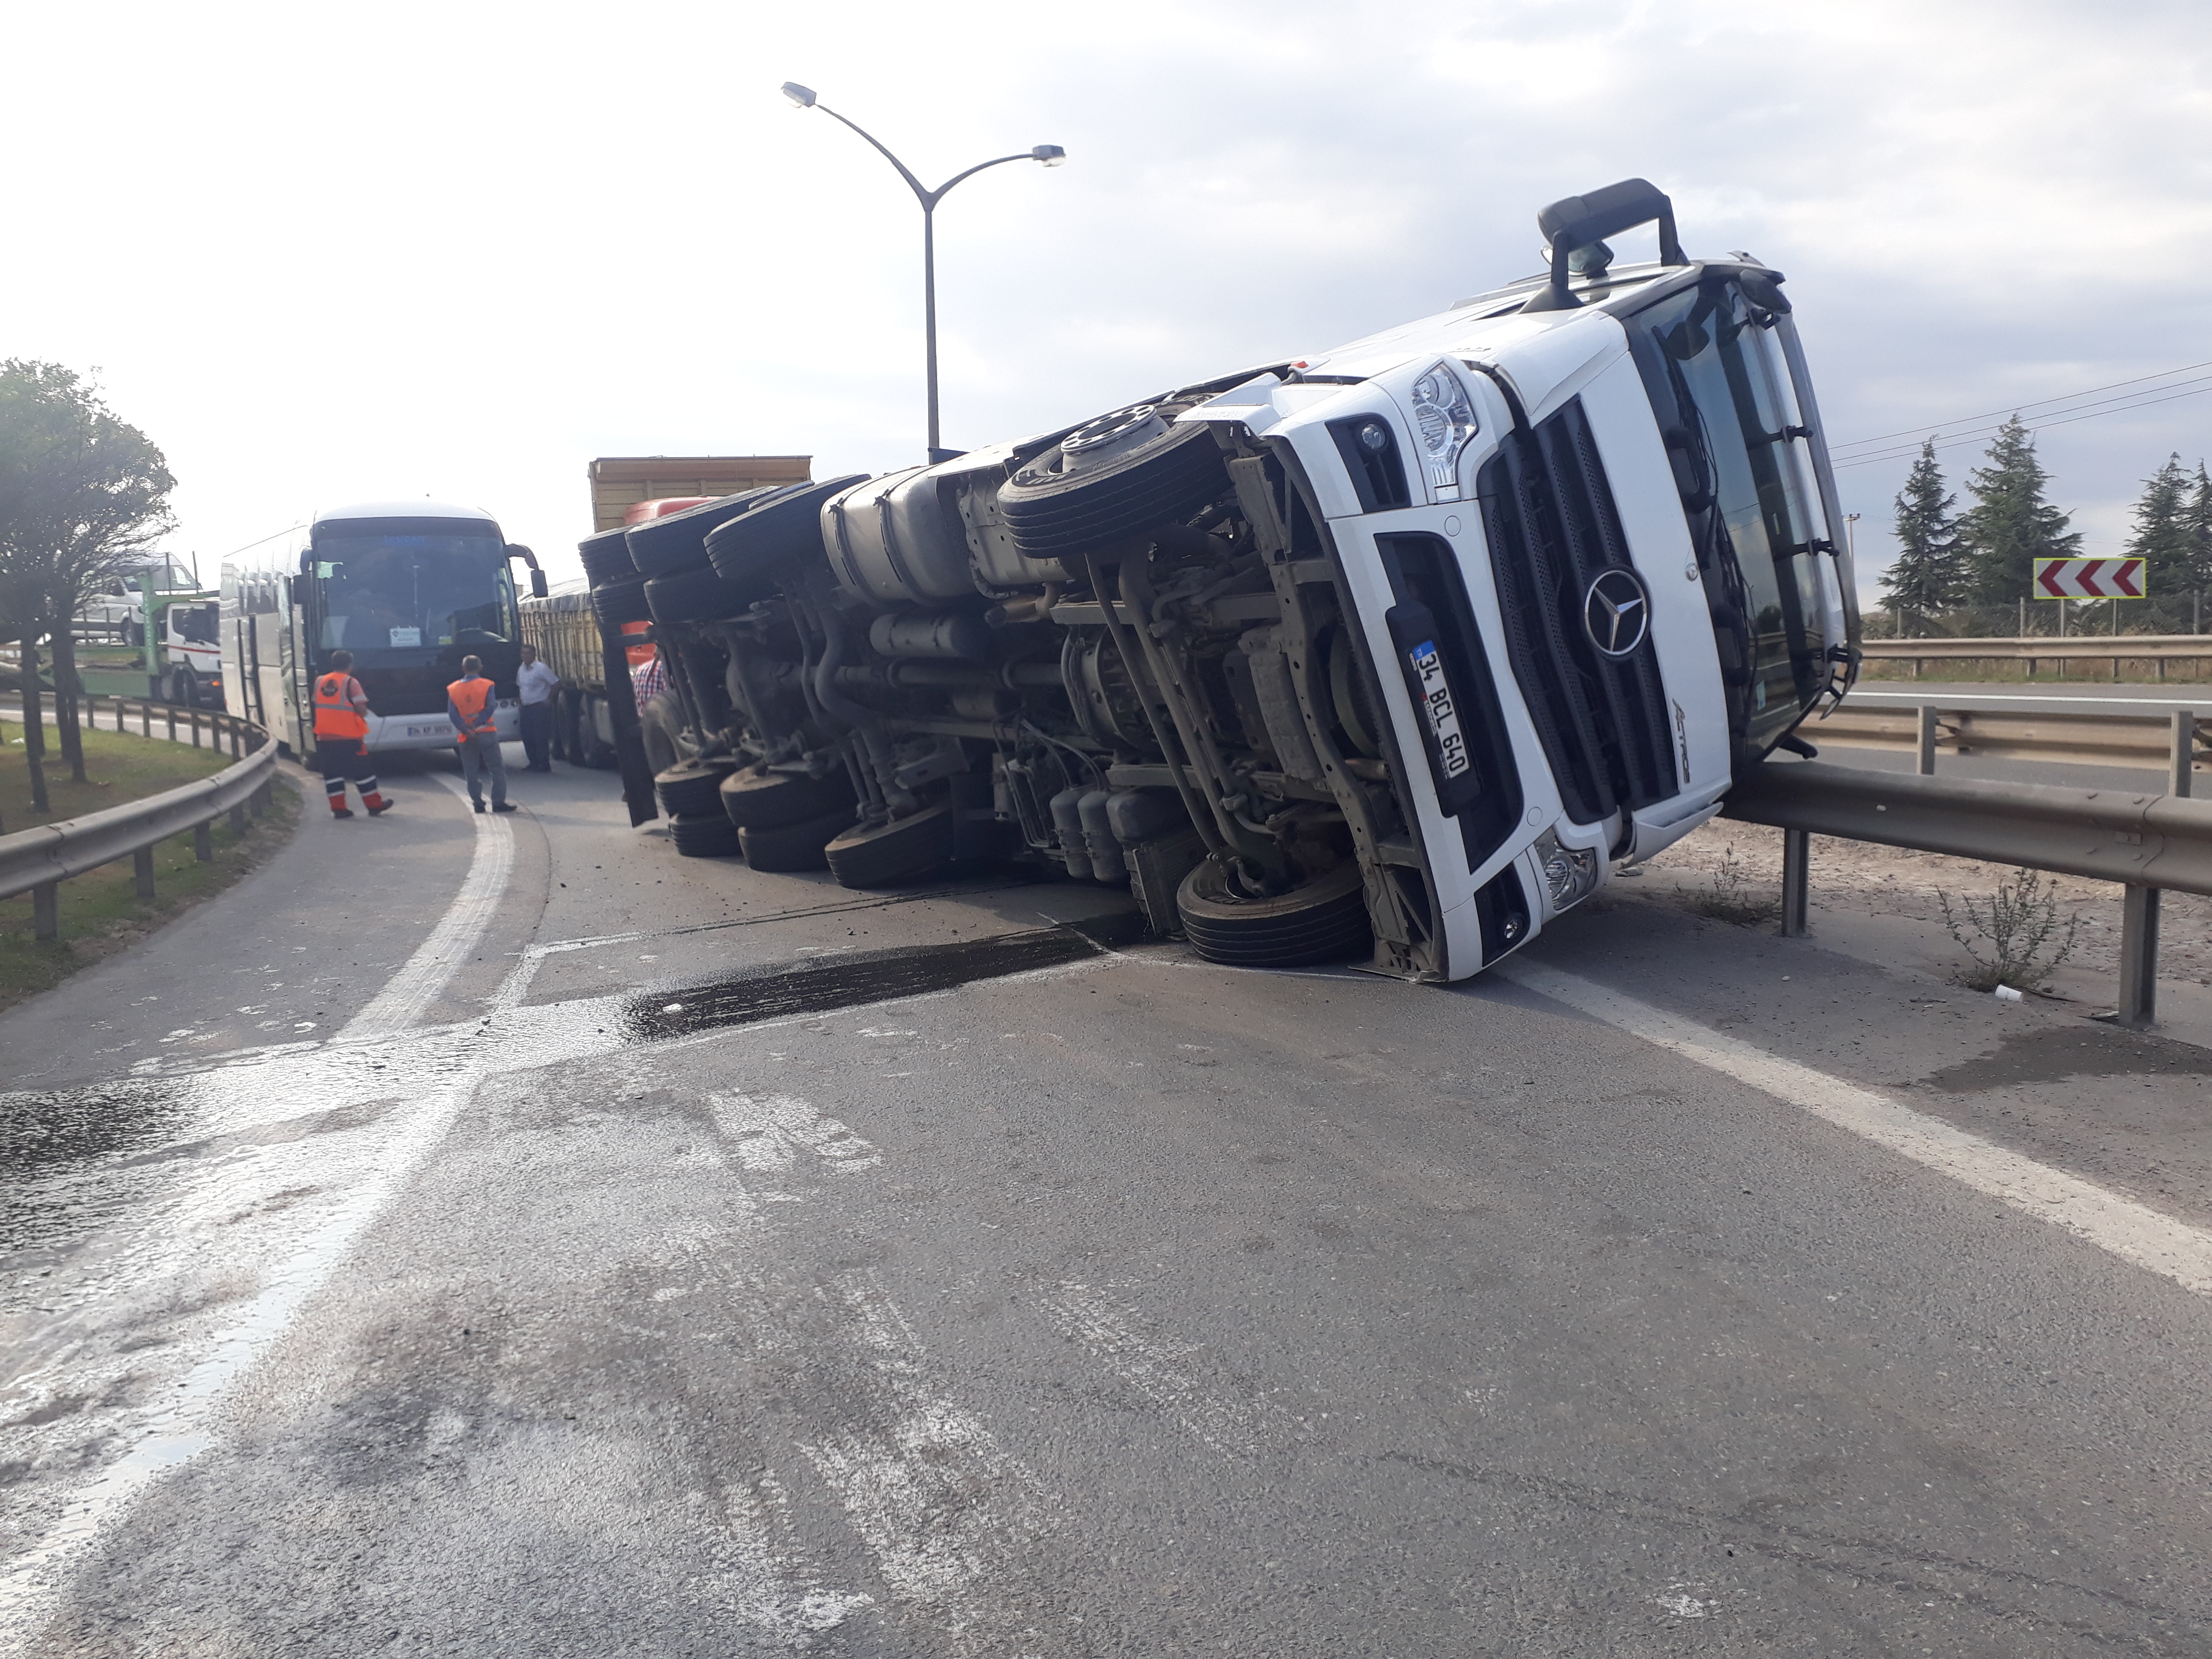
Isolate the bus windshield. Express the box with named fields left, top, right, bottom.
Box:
left=311, top=533, right=516, bottom=658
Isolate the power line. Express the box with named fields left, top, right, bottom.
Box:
left=1830, top=359, right=2212, bottom=454
left=1830, top=373, right=2212, bottom=465
left=1832, top=383, right=2212, bottom=470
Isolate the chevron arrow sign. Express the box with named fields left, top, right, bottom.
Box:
left=2035, top=557, right=2146, bottom=599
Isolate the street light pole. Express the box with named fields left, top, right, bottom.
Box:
left=781, top=83, right=1064, bottom=464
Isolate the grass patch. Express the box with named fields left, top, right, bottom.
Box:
left=1685, top=844, right=1779, bottom=926
left=0, top=719, right=302, bottom=1013
left=3, top=716, right=234, bottom=827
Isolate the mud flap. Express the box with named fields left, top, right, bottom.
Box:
left=599, top=631, right=659, bottom=827
left=1127, top=828, right=1206, bottom=938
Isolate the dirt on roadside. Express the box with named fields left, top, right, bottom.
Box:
left=1641, top=818, right=2212, bottom=992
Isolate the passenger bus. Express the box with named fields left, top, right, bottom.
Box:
left=220, top=500, right=547, bottom=755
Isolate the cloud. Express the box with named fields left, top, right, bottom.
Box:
left=3, top=0, right=2206, bottom=597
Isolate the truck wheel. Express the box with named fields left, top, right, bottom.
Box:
left=704, top=476, right=868, bottom=592
left=1174, top=857, right=1372, bottom=969
left=593, top=576, right=653, bottom=628
left=579, top=525, right=638, bottom=586
left=997, top=403, right=1229, bottom=560
left=739, top=804, right=857, bottom=872
left=645, top=566, right=752, bottom=626
left=655, top=759, right=737, bottom=818
left=626, top=490, right=790, bottom=577
left=719, top=765, right=854, bottom=830
left=824, top=802, right=956, bottom=890
left=580, top=696, right=617, bottom=768
left=670, top=811, right=743, bottom=858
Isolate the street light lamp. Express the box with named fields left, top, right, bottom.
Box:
left=780, top=83, right=1065, bottom=464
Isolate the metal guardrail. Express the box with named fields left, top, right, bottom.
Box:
left=1820, top=693, right=2204, bottom=773
left=1723, top=759, right=2208, bottom=1030
left=1864, top=633, right=2212, bottom=682
left=2, top=692, right=278, bottom=940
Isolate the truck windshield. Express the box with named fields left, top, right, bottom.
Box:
left=311, top=534, right=516, bottom=658
left=172, top=603, right=219, bottom=645
left=1625, top=280, right=1828, bottom=751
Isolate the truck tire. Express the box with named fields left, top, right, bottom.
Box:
left=739, top=804, right=857, bottom=872
left=655, top=759, right=738, bottom=818
left=645, top=566, right=754, bottom=627
left=824, top=802, right=956, bottom=890
left=998, top=405, right=1229, bottom=560
left=1174, top=857, right=1372, bottom=969
left=719, top=765, right=854, bottom=830
left=626, top=490, right=781, bottom=577
left=578, top=694, right=617, bottom=768
left=705, top=476, right=868, bottom=592
left=579, top=525, right=637, bottom=585
left=639, top=691, right=686, bottom=777
left=593, top=576, right=653, bottom=628
left=670, top=811, right=742, bottom=858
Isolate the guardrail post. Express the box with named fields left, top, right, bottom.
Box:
left=1917, top=706, right=1939, bottom=775
left=165, top=706, right=177, bottom=741
left=229, top=725, right=243, bottom=759
left=193, top=819, right=213, bottom=862
left=1780, top=828, right=1810, bottom=937
left=2173, top=711, right=2196, bottom=799
left=189, top=709, right=201, bottom=748
left=140, top=701, right=151, bottom=737
left=33, top=881, right=58, bottom=941
left=229, top=802, right=248, bottom=837
left=2118, top=884, right=2160, bottom=1029
left=133, top=845, right=156, bottom=901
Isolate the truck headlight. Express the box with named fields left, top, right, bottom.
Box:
left=1534, top=829, right=1598, bottom=911
left=1409, top=362, right=1478, bottom=502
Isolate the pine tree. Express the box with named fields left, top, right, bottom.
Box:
left=2181, top=461, right=2212, bottom=599
left=2124, top=454, right=2192, bottom=595
left=1959, top=415, right=2081, bottom=603
left=1880, top=440, right=1964, bottom=628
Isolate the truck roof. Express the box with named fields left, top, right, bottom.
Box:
left=313, top=500, right=498, bottom=528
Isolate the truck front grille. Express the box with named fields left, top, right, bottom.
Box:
left=1477, top=398, right=1676, bottom=826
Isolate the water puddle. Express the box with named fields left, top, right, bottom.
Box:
left=621, top=909, right=1149, bottom=1041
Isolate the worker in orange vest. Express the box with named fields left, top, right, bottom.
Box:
left=447, top=654, right=515, bottom=814
left=312, top=649, right=391, bottom=818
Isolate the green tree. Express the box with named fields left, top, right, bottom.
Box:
left=2183, top=461, right=2212, bottom=600
left=1880, top=440, right=1965, bottom=629
left=1959, top=415, right=2080, bottom=603
left=2124, top=453, right=2193, bottom=596
left=0, top=360, right=176, bottom=788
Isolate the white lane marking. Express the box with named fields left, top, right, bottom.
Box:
left=795, top=1269, right=1047, bottom=1654
left=340, top=773, right=514, bottom=1038
left=1499, top=962, right=2212, bottom=1298
left=1036, top=1281, right=1274, bottom=1456
left=0, top=776, right=525, bottom=1637
left=712, top=1091, right=883, bottom=1176
left=695, top=1467, right=876, bottom=1643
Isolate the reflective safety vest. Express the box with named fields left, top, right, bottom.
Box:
left=312, top=671, right=368, bottom=741
left=447, top=675, right=497, bottom=740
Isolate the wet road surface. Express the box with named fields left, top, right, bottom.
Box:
left=5, top=754, right=2211, bottom=1655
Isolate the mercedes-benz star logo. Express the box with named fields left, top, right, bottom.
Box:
left=1583, top=568, right=1649, bottom=658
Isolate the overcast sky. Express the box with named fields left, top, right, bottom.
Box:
left=6, top=0, right=2209, bottom=600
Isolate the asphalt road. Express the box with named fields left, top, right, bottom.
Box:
left=5, top=748, right=2211, bottom=1656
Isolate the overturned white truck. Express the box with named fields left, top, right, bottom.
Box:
left=581, top=180, right=1859, bottom=980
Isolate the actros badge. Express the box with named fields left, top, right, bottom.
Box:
left=1583, top=567, right=1649, bottom=657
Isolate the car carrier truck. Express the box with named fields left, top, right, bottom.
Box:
left=559, top=179, right=1859, bottom=981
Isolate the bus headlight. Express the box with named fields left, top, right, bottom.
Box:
left=1409, top=361, right=1478, bottom=502
left=1535, top=829, right=1598, bottom=911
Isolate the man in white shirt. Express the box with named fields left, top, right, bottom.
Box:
left=515, top=641, right=561, bottom=773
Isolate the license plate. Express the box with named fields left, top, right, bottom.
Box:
left=406, top=723, right=453, bottom=738
left=1406, top=641, right=1470, bottom=779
